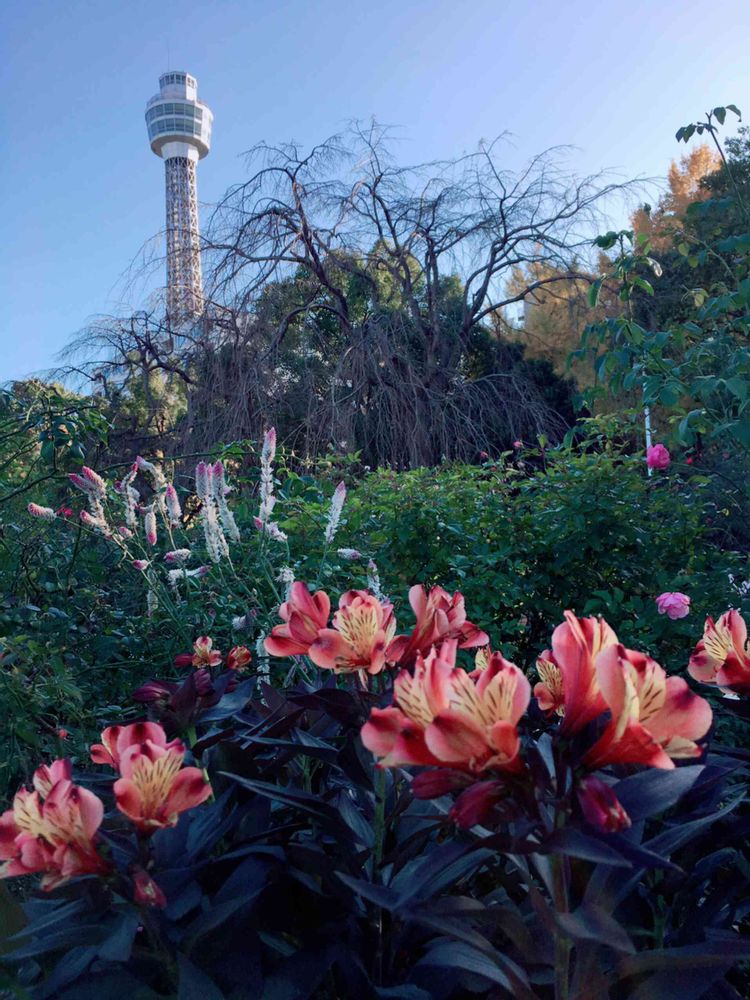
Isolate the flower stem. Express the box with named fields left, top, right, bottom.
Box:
left=551, top=852, right=571, bottom=1000
left=373, top=766, right=387, bottom=866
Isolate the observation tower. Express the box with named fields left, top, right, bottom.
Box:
left=145, top=71, right=213, bottom=325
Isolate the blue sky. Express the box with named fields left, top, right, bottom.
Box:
left=1, top=0, right=748, bottom=380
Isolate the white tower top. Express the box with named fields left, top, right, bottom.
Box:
left=145, top=71, right=213, bottom=162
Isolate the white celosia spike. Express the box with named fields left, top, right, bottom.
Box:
left=276, top=566, right=295, bottom=599
left=165, top=484, right=182, bottom=525
left=258, top=429, right=277, bottom=525
left=80, top=509, right=110, bottom=535
left=255, top=632, right=270, bottom=682
left=27, top=503, right=56, bottom=521
left=195, top=462, right=211, bottom=501
left=80, top=466, right=107, bottom=497
left=124, top=486, right=140, bottom=529
left=146, top=590, right=158, bottom=618
left=144, top=508, right=157, bottom=546
left=261, top=427, right=277, bottom=465
left=324, top=481, right=346, bottom=543
left=254, top=517, right=287, bottom=542
left=366, top=559, right=385, bottom=600
left=212, top=461, right=241, bottom=543
left=164, top=548, right=192, bottom=565
left=337, top=548, right=362, bottom=561
left=168, top=565, right=209, bottom=589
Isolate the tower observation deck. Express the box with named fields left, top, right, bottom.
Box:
left=145, top=72, right=213, bottom=325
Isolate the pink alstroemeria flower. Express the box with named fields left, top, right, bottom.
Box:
left=90, top=722, right=182, bottom=770
left=689, top=610, right=750, bottom=696
left=114, top=733, right=211, bottom=833
left=309, top=590, right=397, bottom=675
left=533, top=611, right=618, bottom=732
left=583, top=645, right=712, bottom=770
left=387, top=585, right=488, bottom=667
left=0, top=760, right=108, bottom=889
left=192, top=636, right=222, bottom=668
left=362, top=641, right=530, bottom=774
left=265, top=582, right=331, bottom=658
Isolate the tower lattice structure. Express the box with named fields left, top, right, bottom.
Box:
left=145, top=71, right=213, bottom=327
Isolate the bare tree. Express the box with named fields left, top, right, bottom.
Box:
left=59, top=123, right=631, bottom=466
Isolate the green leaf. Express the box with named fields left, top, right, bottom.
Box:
left=588, top=278, right=603, bottom=308
left=725, top=376, right=748, bottom=401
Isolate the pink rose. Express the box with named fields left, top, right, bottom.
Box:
left=656, top=592, right=691, bottom=620
left=646, top=444, right=671, bottom=470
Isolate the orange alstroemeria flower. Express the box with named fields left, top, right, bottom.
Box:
left=362, top=640, right=530, bottom=774
left=583, top=645, right=713, bottom=770
left=689, top=610, right=750, bottom=696
left=309, top=590, right=397, bottom=675
left=533, top=611, right=618, bottom=732
left=265, top=582, right=331, bottom=658
left=387, top=585, right=489, bottom=667
left=226, top=645, right=252, bottom=671
left=0, top=760, right=108, bottom=889
left=192, top=636, right=222, bottom=668
left=113, top=731, right=211, bottom=833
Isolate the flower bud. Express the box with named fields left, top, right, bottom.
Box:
left=133, top=870, right=167, bottom=909
left=132, top=679, right=175, bottom=704
left=193, top=668, right=213, bottom=697
left=577, top=776, right=631, bottom=833
left=450, top=780, right=506, bottom=829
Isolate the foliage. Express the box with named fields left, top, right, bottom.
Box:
left=579, top=106, right=750, bottom=459
left=0, top=589, right=749, bottom=998
left=63, top=125, right=632, bottom=467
